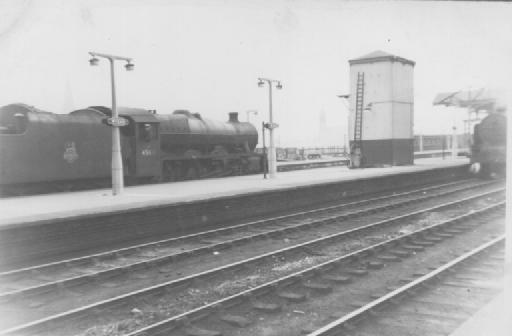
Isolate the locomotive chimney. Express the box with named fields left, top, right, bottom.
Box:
left=228, top=112, right=239, bottom=123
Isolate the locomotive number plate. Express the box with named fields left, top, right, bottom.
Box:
left=106, top=117, right=129, bottom=127
left=141, top=148, right=154, bottom=156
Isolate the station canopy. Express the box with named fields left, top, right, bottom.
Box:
left=432, top=88, right=498, bottom=112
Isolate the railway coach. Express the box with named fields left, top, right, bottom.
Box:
left=0, top=103, right=262, bottom=195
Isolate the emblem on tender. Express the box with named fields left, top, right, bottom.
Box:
left=63, top=141, right=79, bottom=163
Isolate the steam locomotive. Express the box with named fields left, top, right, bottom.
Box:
left=0, top=103, right=262, bottom=195
left=470, top=112, right=507, bottom=178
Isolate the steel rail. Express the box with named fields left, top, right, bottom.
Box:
left=1, top=196, right=503, bottom=336
left=306, top=235, right=505, bottom=336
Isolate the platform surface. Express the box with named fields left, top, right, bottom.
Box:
left=0, top=157, right=468, bottom=227
left=450, top=292, right=509, bottom=336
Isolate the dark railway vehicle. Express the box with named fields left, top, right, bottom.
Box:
left=470, top=112, right=507, bottom=178
left=0, top=103, right=261, bottom=195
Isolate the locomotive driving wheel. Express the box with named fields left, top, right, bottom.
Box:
left=210, top=146, right=230, bottom=175
left=184, top=159, right=203, bottom=180
left=163, top=161, right=181, bottom=181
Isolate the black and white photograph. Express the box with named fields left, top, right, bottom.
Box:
left=0, top=0, right=510, bottom=335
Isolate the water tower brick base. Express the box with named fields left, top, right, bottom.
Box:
left=350, top=139, right=414, bottom=166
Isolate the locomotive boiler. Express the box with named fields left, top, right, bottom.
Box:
left=0, top=103, right=262, bottom=195
left=155, top=110, right=260, bottom=181
left=470, top=112, right=507, bottom=178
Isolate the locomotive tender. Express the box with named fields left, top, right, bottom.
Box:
left=0, top=103, right=262, bottom=194
left=470, top=112, right=507, bottom=178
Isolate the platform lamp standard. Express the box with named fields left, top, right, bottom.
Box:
left=257, top=78, right=282, bottom=179
left=89, top=52, right=134, bottom=196
left=337, top=94, right=350, bottom=156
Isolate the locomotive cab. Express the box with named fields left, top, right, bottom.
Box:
left=118, top=108, right=161, bottom=180
left=0, top=106, right=28, bottom=135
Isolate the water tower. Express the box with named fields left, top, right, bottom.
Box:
left=348, top=50, right=415, bottom=167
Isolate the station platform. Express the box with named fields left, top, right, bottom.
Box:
left=0, top=157, right=469, bottom=227
left=276, top=157, right=347, bottom=166
left=450, top=292, right=509, bottom=336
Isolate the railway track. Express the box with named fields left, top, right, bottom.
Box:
left=0, top=180, right=490, bottom=298
left=0, top=179, right=492, bottom=286
left=119, top=201, right=503, bottom=336
left=0, top=182, right=497, bottom=305
left=307, top=236, right=504, bottom=336
left=0, top=179, right=505, bottom=336
left=1, top=179, right=485, bottom=271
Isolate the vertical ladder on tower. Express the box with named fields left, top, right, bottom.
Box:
left=351, top=72, right=365, bottom=168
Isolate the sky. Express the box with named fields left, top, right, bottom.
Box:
left=0, top=0, right=511, bottom=147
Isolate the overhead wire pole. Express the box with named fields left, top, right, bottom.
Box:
left=89, top=52, right=134, bottom=196
left=258, top=78, right=282, bottom=179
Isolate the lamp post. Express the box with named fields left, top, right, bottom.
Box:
left=258, top=78, right=282, bottom=179
left=337, top=94, right=350, bottom=156
left=89, top=52, right=134, bottom=195
left=451, top=125, right=458, bottom=159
